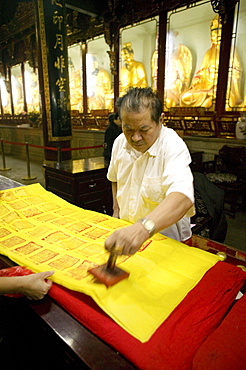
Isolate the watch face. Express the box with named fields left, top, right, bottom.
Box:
left=144, top=219, right=155, bottom=232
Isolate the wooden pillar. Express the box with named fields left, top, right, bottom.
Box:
left=113, top=34, right=120, bottom=109
left=104, top=20, right=120, bottom=111
left=8, top=67, right=14, bottom=115
left=215, top=8, right=235, bottom=115
left=82, top=41, right=88, bottom=114
left=157, top=11, right=167, bottom=106
left=0, top=84, right=3, bottom=115
left=21, top=62, right=28, bottom=114
left=34, top=0, right=72, bottom=161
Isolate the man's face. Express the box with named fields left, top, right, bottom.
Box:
left=121, top=108, right=162, bottom=153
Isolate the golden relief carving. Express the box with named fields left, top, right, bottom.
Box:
left=14, top=2, right=34, bottom=20
left=0, top=3, right=34, bottom=38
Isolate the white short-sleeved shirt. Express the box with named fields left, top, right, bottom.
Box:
left=107, top=126, right=195, bottom=241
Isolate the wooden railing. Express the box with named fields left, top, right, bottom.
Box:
left=0, top=114, right=30, bottom=126
left=164, top=109, right=240, bottom=138
left=71, top=110, right=109, bottom=130
left=0, top=110, right=242, bottom=137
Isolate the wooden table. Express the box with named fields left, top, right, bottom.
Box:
left=43, top=157, right=113, bottom=215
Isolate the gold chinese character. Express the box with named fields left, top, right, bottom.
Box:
left=53, top=11, right=63, bottom=30
left=51, top=0, right=62, bottom=7
left=57, top=97, right=68, bottom=110
left=54, top=34, right=63, bottom=51
left=56, top=77, right=66, bottom=92
left=54, top=55, right=66, bottom=73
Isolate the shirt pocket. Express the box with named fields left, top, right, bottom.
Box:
left=141, top=176, right=165, bottom=206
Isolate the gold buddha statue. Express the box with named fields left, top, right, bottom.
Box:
left=164, top=43, right=192, bottom=108
left=120, top=42, right=148, bottom=94
left=151, top=50, right=158, bottom=90
left=86, top=55, right=112, bottom=111
left=180, top=15, right=243, bottom=109
left=227, top=47, right=243, bottom=109
left=68, top=57, right=83, bottom=111
left=151, top=30, right=192, bottom=107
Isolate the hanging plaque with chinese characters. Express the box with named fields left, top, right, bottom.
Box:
left=37, top=0, right=72, bottom=141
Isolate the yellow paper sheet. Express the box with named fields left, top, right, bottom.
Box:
left=0, top=183, right=222, bottom=342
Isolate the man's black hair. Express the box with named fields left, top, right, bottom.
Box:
left=116, top=87, right=163, bottom=123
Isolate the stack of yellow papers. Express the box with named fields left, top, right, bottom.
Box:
left=0, top=183, right=222, bottom=342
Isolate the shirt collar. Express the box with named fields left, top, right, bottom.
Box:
left=124, top=141, right=141, bottom=159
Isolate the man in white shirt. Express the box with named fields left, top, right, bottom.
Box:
left=105, top=87, right=195, bottom=256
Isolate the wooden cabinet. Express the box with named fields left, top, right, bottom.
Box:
left=43, top=157, right=113, bottom=215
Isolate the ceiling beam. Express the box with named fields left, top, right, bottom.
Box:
left=65, top=0, right=106, bottom=17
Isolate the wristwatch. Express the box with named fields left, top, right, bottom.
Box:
left=140, top=218, right=156, bottom=237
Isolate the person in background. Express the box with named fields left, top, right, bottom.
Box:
left=0, top=270, right=54, bottom=300
left=103, top=112, right=122, bottom=165
left=105, top=87, right=195, bottom=256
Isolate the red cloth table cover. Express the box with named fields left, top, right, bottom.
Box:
left=1, top=262, right=245, bottom=369
left=192, top=292, right=246, bottom=370
left=48, top=261, right=246, bottom=370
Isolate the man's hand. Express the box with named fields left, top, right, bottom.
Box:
left=105, top=222, right=149, bottom=256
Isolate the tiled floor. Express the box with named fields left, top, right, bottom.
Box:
left=1, top=154, right=246, bottom=252
left=0, top=154, right=45, bottom=188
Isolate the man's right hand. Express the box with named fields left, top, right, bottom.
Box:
left=105, top=222, right=150, bottom=256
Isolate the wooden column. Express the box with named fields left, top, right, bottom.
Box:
left=8, top=67, right=14, bottom=115
left=215, top=9, right=235, bottom=115
left=82, top=41, right=88, bottom=114
left=113, top=32, right=120, bottom=108
left=157, top=11, right=167, bottom=106
left=21, top=61, right=28, bottom=114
